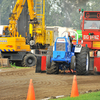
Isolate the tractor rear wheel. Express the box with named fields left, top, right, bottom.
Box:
left=47, top=46, right=53, bottom=56
left=46, top=55, right=51, bottom=68
left=70, top=56, right=76, bottom=70
left=46, top=61, right=59, bottom=74
left=46, top=46, right=53, bottom=68
left=22, top=54, right=37, bottom=67
left=75, top=47, right=90, bottom=75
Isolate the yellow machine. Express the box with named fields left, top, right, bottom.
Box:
left=29, top=0, right=54, bottom=49
left=3, top=0, right=54, bottom=49
left=1, top=0, right=31, bottom=52
left=0, top=0, right=39, bottom=67
left=0, top=0, right=54, bottom=66
left=0, top=37, right=30, bottom=52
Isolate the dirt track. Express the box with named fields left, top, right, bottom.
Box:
left=0, top=67, right=100, bottom=100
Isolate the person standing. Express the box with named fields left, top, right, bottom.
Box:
left=68, top=32, right=73, bottom=43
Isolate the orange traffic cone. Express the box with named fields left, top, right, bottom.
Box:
left=70, top=75, right=79, bottom=97
left=26, top=79, right=35, bottom=100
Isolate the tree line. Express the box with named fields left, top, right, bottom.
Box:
left=0, top=0, right=100, bottom=29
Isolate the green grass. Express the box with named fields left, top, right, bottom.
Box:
left=51, top=91, right=100, bottom=100
left=11, top=63, right=26, bottom=69
left=11, top=65, right=29, bottom=69
left=11, top=63, right=31, bottom=69
left=0, top=63, right=30, bottom=69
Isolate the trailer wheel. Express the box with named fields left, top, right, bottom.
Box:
left=75, top=47, right=90, bottom=75
left=22, top=54, right=37, bottom=67
left=46, top=61, right=59, bottom=74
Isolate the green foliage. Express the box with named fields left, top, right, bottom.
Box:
left=10, top=62, right=16, bottom=68
left=45, top=0, right=100, bottom=29
left=45, top=0, right=90, bottom=28
left=51, top=91, right=100, bottom=100
left=0, top=0, right=100, bottom=30
left=0, top=0, right=16, bottom=25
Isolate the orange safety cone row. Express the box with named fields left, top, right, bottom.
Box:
left=26, top=79, right=35, bottom=100
left=70, top=75, right=79, bottom=97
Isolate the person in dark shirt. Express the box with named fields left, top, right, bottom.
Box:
left=68, top=32, right=73, bottom=43
left=68, top=31, right=73, bottom=50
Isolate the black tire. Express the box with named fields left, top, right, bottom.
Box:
left=22, top=54, right=37, bottom=67
left=46, top=61, right=59, bottom=74
left=47, top=46, right=53, bottom=56
left=75, top=47, right=90, bottom=75
left=70, top=56, right=76, bottom=70
left=46, top=55, right=51, bottom=68
left=46, top=46, right=54, bottom=74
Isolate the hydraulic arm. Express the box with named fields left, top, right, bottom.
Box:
left=9, top=0, right=26, bottom=37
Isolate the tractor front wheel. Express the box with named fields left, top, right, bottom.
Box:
left=46, top=61, right=59, bottom=74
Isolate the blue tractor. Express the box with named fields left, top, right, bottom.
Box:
left=46, top=35, right=76, bottom=74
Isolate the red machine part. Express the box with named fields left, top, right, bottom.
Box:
left=41, top=56, right=46, bottom=71
left=35, top=55, right=46, bottom=73
left=78, top=11, right=100, bottom=73
left=94, top=57, right=100, bottom=72
left=81, top=11, right=100, bottom=50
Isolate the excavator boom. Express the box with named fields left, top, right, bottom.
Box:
left=10, top=0, right=26, bottom=20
